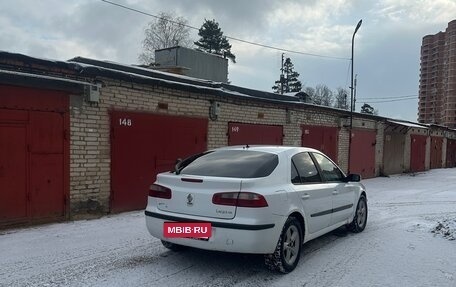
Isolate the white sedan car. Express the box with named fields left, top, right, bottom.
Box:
left=145, top=146, right=367, bottom=273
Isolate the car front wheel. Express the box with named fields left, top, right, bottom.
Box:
left=347, top=195, right=368, bottom=233
left=264, top=216, right=303, bottom=273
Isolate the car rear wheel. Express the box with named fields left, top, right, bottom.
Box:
left=264, top=216, right=303, bottom=273
left=161, top=240, right=186, bottom=251
left=347, top=195, right=368, bottom=233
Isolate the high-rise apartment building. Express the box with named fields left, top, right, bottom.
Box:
left=418, top=20, right=456, bottom=128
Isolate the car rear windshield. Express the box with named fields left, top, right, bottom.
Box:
left=179, top=150, right=279, bottom=178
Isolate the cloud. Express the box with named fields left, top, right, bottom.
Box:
left=0, top=0, right=148, bottom=63
left=167, top=0, right=279, bottom=34
left=1, top=0, right=451, bottom=122
left=371, top=0, right=456, bottom=26
left=49, top=1, right=148, bottom=62
left=0, top=8, right=92, bottom=60
left=267, top=0, right=352, bottom=27
left=284, top=25, right=354, bottom=57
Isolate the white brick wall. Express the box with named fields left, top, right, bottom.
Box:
left=425, top=136, right=431, bottom=170
left=338, top=129, right=350, bottom=173
left=442, top=138, right=448, bottom=167
left=375, top=122, right=385, bottom=176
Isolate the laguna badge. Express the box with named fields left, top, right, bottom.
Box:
left=187, top=193, right=194, bottom=206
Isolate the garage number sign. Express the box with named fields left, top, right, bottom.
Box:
left=119, top=118, right=132, bottom=127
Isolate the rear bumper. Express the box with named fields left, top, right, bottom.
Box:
left=145, top=209, right=283, bottom=254
left=145, top=211, right=275, bottom=230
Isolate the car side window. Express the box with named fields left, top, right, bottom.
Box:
left=291, top=152, right=321, bottom=184
left=312, top=153, right=344, bottom=182
left=291, top=162, right=301, bottom=184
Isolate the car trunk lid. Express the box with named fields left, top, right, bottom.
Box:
left=154, top=173, right=241, bottom=219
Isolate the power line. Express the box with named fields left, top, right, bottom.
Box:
left=362, top=97, right=418, bottom=104
left=101, top=0, right=196, bottom=28
left=100, top=0, right=350, bottom=60
left=358, top=94, right=418, bottom=100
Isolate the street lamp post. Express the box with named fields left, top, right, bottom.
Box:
left=348, top=19, right=362, bottom=174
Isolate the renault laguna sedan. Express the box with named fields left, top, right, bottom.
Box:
left=145, top=146, right=367, bottom=273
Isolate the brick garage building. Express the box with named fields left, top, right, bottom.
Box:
left=1, top=51, right=456, bottom=226
left=383, top=120, right=430, bottom=175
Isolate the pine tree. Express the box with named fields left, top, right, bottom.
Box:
left=272, top=57, right=302, bottom=94
left=194, top=19, right=236, bottom=63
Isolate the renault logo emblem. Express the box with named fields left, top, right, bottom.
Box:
left=187, top=194, right=194, bottom=206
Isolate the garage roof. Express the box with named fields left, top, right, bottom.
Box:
left=0, top=51, right=418, bottom=124
left=387, top=120, right=428, bottom=129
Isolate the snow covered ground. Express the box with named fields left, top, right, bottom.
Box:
left=1, top=169, right=455, bottom=287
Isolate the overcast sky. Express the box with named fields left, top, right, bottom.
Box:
left=1, top=0, right=456, bottom=122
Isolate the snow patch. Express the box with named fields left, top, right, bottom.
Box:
left=431, top=218, right=456, bottom=241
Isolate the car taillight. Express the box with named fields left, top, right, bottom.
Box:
left=212, top=192, right=238, bottom=206
left=212, top=192, right=268, bottom=208
left=236, top=192, right=269, bottom=207
left=149, top=184, right=172, bottom=199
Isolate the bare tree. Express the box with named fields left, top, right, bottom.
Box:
left=334, top=87, right=349, bottom=110
left=138, top=12, right=193, bottom=64
left=304, top=87, right=316, bottom=100
left=314, top=84, right=333, bottom=107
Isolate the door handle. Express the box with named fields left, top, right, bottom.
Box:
left=301, top=194, right=310, bottom=200
left=332, top=190, right=339, bottom=195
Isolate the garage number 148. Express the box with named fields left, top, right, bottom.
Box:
left=119, top=118, right=132, bottom=126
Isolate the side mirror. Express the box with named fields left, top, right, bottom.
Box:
left=345, top=173, right=361, bottom=182
left=174, top=158, right=182, bottom=174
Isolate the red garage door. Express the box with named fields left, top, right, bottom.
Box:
left=410, top=134, right=427, bottom=172
left=0, top=85, right=69, bottom=225
left=447, top=139, right=456, bottom=168
left=111, top=111, right=208, bottom=213
left=349, top=129, right=376, bottom=179
left=0, top=123, right=28, bottom=221
left=430, top=136, right=443, bottom=169
left=228, top=122, right=283, bottom=146
left=301, top=125, right=338, bottom=163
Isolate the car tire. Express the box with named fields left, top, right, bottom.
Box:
left=347, top=195, right=368, bottom=233
left=161, top=240, right=186, bottom=251
left=264, top=216, right=303, bottom=273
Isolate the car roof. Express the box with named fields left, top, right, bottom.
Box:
left=214, top=145, right=321, bottom=155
